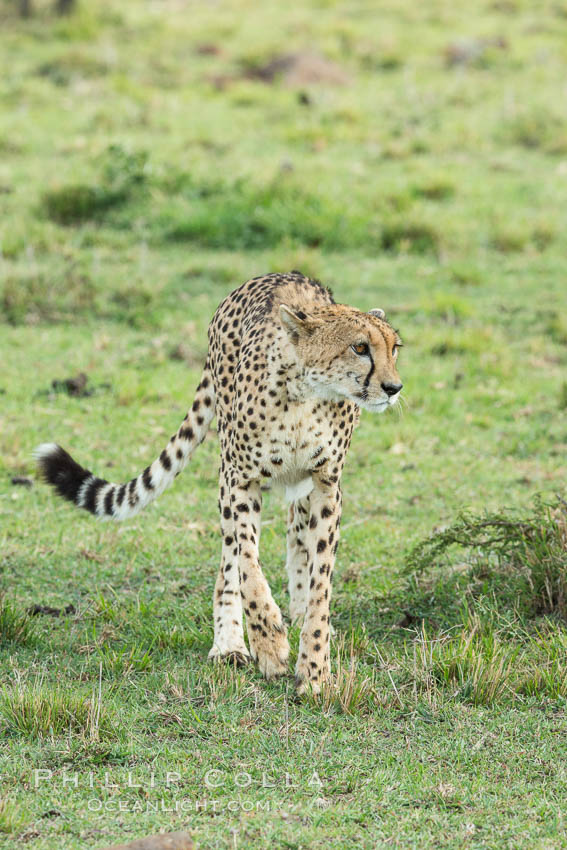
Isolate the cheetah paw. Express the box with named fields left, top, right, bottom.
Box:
left=294, top=661, right=330, bottom=697
left=248, top=624, right=290, bottom=680
left=208, top=644, right=251, bottom=667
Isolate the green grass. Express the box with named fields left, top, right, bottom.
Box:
left=402, top=497, right=567, bottom=625
left=0, top=799, right=26, bottom=836
left=0, top=597, right=37, bottom=647
left=1, top=680, right=110, bottom=740
left=1, top=0, right=567, bottom=847
left=41, top=144, right=148, bottom=225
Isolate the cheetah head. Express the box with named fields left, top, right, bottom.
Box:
left=280, top=304, right=403, bottom=412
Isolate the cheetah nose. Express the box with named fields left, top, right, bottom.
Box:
left=381, top=381, right=403, bottom=397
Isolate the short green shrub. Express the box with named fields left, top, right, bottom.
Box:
left=547, top=312, right=567, bottom=345
left=502, top=108, right=566, bottom=150
left=162, top=177, right=373, bottom=251
left=429, top=623, right=518, bottom=706
left=43, top=183, right=126, bottom=225
left=490, top=224, right=529, bottom=253
left=403, top=497, right=567, bottom=626
left=520, top=624, right=567, bottom=699
left=381, top=220, right=440, bottom=255
left=0, top=597, right=37, bottom=647
left=1, top=682, right=111, bottom=740
left=412, top=178, right=455, bottom=201
left=490, top=221, right=554, bottom=254
left=1, top=267, right=95, bottom=325
left=36, top=50, right=109, bottom=87
left=42, top=145, right=147, bottom=225
left=97, top=642, right=154, bottom=676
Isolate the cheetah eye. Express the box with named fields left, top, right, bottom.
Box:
left=392, top=342, right=403, bottom=358
left=351, top=342, right=369, bottom=356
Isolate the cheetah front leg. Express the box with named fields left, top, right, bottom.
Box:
left=286, top=497, right=310, bottom=624
left=208, top=467, right=250, bottom=665
left=295, top=480, right=342, bottom=696
left=230, top=475, right=290, bottom=680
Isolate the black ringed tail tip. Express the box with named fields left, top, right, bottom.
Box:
left=34, top=442, right=111, bottom=515
left=34, top=443, right=93, bottom=507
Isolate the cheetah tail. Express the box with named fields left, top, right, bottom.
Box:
left=33, top=364, right=216, bottom=521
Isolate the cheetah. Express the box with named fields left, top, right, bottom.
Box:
left=35, top=272, right=403, bottom=694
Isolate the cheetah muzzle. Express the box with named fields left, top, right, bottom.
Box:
left=35, top=272, right=403, bottom=696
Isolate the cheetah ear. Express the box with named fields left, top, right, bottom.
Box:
left=368, top=308, right=386, bottom=320
left=279, top=305, right=314, bottom=339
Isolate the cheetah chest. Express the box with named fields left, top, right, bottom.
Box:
left=255, top=400, right=340, bottom=488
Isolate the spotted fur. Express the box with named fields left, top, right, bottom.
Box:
left=35, top=272, right=403, bottom=694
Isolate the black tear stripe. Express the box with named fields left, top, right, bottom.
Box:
left=363, top=351, right=375, bottom=391
left=84, top=478, right=105, bottom=514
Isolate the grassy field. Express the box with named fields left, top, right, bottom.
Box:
left=1, top=0, right=567, bottom=847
